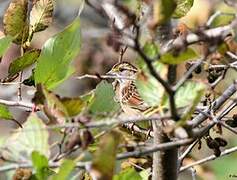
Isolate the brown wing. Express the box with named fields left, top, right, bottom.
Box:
left=121, top=82, right=148, bottom=112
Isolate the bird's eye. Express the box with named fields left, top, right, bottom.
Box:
left=119, top=68, right=125, bottom=72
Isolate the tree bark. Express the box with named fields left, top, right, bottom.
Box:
left=152, top=119, right=178, bottom=180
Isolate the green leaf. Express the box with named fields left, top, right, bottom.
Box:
left=154, top=0, right=177, bottom=25
left=1, top=113, right=49, bottom=161
left=174, top=81, right=205, bottom=108
left=210, top=13, right=235, bottom=28
left=38, top=85, right=68, bottom=124
left=139, top=168, right=151, bottom=180
left=177, top=83, right=205, bottom=126
left=113, top=168, right=142, bottom=180
left=173, top=0, right=194, bottom=18
left=136, top=42, right=167, bottom=106
left=51, top=159, right=75, bottom=180
left=136, top=66, right=165, bottom=107
left=0, top=104, right=13, bottom=120
left=3, top=0, right=28, bottom=44
left=160, top=48, right=198, bottom=64
left=61, top=97, right=85, bottom=117
left=89, top=81, right=119, bottom=115
left=0, top=35, right=13, bottom=61
left=30, top=0, right=54, bottom=33
left=35, top=17, right=81, bottom=89
left=8, top=49, right=41, bottom=77
left=31, top=151, right=54, bottom=180
left=91, top=131, right=121, bottom=180
left=211, top=3, right=236, bottom=28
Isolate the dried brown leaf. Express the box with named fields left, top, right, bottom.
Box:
left=3, top=0, right=29, bottom=44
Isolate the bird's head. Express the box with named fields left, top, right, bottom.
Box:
left=107, top=62, right=138, bottom=82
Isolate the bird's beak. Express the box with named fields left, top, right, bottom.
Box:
left=106, top=70, right=116, bottom=76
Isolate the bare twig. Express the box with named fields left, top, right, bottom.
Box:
left=17, top=47, right=24, bottom=101
left=189, top=167, right=197, bottom=180
left=180, top=145, right=237, bottom=172
left=133, top=26, right=179, bottom=122
left=119, top=46, right=128, bottom=63
left=206, top=11, right=222, bottom=27
left=226, top=51, right=237, bottom=60
left=187, top=81, right=237, bottom=128
left=117, top=138, right=193, bottom=160
left=219, top=121, right=237, bottom=135
left=163, top=15, right=237, bottom=53
left=76, top=74, right=135, bottom=81
left=0, top=99, right=34, bottom=109
left=0, top=138, right=193, bottom=172
left=192, top=97, right=237, bottom=137
left=174, top=59, right=203, bottom=91
left=0, top=82, right=23, bottom=85
left=0, top=161, right=89, bottom=172
left=178, top=139, right=200, bottom=163
left=122, top=123, right=154, bottom=137
left=12, top=115, right=171, bottom=132
left=85, top=0, right=104, bottom=15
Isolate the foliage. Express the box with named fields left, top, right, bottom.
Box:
left=160, top=48, right=198, bottom=64
left=30, top=0, right=54, bottom=33
left=34, top=17, right=81, bottom=89
left=1, top=113, right=49, bottom=162
left=88, top=81, right=120, bottom=115
left=31, top=151, right=54, bottom=180
left=0, top=104, right=13, bottom=120
left=113, top=168, right=142, bottom=180
left=0, top=35, right=13, bottom=61
left=91, top=130, right=121, bottom=180
left=3, top=0, right=28, bottom=44
left=51, top=160, right=76, bottom=180
left=173, top=0, right=194, bottom=18
left=8, top=49, right=41, bottom=77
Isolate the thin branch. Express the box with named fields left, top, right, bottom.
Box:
left=0, top=138, right=193, bottom=172
left=219, top=121, right=237, bottom=135
left=0, top=161, right=89, bottom=172
left=0, top=82, right=23, bottom=85
left=192, top=97, right=237, bottom=137
left=178, top=139, right=200, bottom=163
left=206, top=11, right=222, bottom=27
left=118, top=46, right=128, bottom=63
left=133, top=26, right=179, bottom=121
left=189, top=167, right=197, bottom=180
left=163, top=15, right=237, bottom=53
left=224, top=0, right=237, bottom=8
left=117, top=138, right=193, bottom=160
left=187, top=80, right=237, bottom=128
left=226, top=51, right=237, bottom=61
left=180, top=145, right=237, bottom=172
left=122, top=123, right=154, bottom=137
left=85, top=0, right=104, bottom=15
left=76, top=74, right=135, bottom=81
left=134, top=36, right=172, bottom=94
left=0, top=99, right=34, bottom=109
left=11, top=115, right=171, bottom=132
left=174, top=59, right=203, bottom=91
left=17, top=47, right=24, bottom=101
